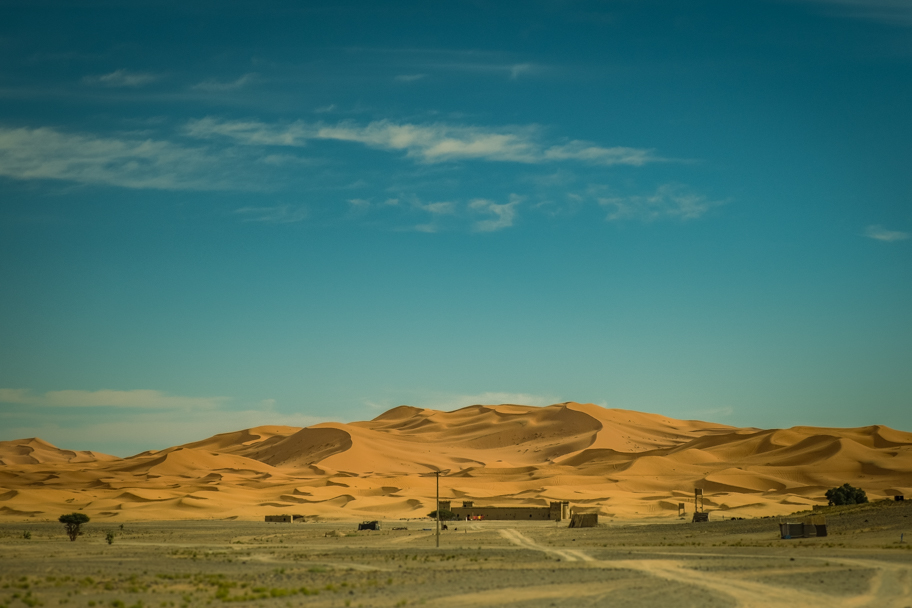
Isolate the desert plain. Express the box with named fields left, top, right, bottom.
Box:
left=2, top=402, right=912, bottom=606
left=1, top=501, right=911, bottom=608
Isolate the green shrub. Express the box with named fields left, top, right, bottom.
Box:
left=106, top=531, right=115, bottom=545
left=825, top=483, right=868, bottom=506
left=58, top=513, right=90, bottom=541
left=426, top=510, right=457, bottom=520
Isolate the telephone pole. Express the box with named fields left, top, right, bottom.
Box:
left=436, top=471, right=440, bottom=549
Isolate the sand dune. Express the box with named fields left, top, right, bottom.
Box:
left=1, top=402, right=910, bottom=521
left=0, top=438, right=119, bottom=466
left=177, top=425, right=301, bottom=455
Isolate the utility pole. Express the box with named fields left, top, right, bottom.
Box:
left=437, top=471, right=440, bottom=549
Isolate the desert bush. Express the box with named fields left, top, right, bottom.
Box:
left=106, top=531, right=115, bottom=545
left=825, top=483, right=868, bottom=506
left=22, top=530, right=31, bottom=539
left=58, top=512, right=90, bottom=541
left=427, top=510, right=457, bottom=520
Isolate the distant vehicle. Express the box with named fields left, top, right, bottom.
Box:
left=358, top=520, right=381, bottom=531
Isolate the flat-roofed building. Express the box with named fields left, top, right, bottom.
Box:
left=441, top=500, right=570, bottom=521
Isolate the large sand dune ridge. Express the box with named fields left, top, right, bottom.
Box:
left=1, top=402, right=910, bottom=521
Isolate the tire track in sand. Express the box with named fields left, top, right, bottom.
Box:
left=832, top=558, right=912, bottom=608
left=609, top=558, right=829, bottom=608
left=429, top=580, right=637, bottom=607
left=498, top=528, right=590, bottom=562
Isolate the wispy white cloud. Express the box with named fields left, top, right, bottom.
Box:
left=544, top=141, right=654, bottom=166
left=400, top=199, right=456, bottom=232
left=0, top=388, right=227, bottom=409
left=0, top=397, right=325, bottom=456
left=343, top=47, right=546, bottom=81
left=82, top=69, right=160, bottom=87
left=234, top=205, right=308, bottom=223
left=412, top=223, right=438, bottom=233
left=416, top=200, right=455, bottom=214
left=185, top=117, right=314, bottom=146
left=864, top=224, right=909, bottom=241
left=689, top=406, right=735, bottom=418
left=469, top=194, right=522, bottom=232
left=394, top=74, right=426, bottom=82
left=792, top=0, right=912, bottom=25
left=192, top=73, right=257, bottom=92
left=186, top=117, right=658, bottom=166
left=315, top=121, right=542, bottom=162
left=429, top=60, right=545, bottom=80
left=598, top=184, right=723, bottom=221
left=0, top=125, right=243, bottom=190
left=509, top=63, right=535, bottom=79
left=258, top=153, right=317, bottom=166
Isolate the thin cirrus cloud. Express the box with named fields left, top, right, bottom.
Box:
left=426, top=60, right=543, bottom=80
left=192, top=73, right=257, bottom=92
left=185, top=117, right=658, bottom=166
left=598, top=184, right=724, bottom=221
left=469, top=194, right=523, bottom=232
left=864, top=224, right=909, bottom=242
left=416, top=200, right=455, bottom=215
left=82, top=69, right=160, bottom=87
left=794, top=0, right=912, bottom=25
left=0, top=397, right=325, bottom=456
left=0, top=125, right=242, bottom=190
left=509, top=63, right=535, bottom=79
left=233, top=205, right=308, bottom=223
left=0, top=388, right=227, bottom=409
left=346, top=47, right=543, bottom=80
left=403, top=199, right=455, bottom=232
left=394, top=74, right=426, bottom=82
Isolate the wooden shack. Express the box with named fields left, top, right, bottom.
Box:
left=779, top=515, right=827, bottom=538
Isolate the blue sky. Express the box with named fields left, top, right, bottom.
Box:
left=1, top=0, right=910, bottom=456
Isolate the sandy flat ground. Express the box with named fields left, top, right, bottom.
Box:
left=2, top=501, right=910, bottom=608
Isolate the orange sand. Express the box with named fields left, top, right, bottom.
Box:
left=1, top=403, right=909, bottom=521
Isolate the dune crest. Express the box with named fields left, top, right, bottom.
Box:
left=0, top=438, right=120, bottom=466
left=1, top=403, right=909, bottom=521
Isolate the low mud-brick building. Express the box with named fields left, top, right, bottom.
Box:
left=441, top=500, right=570, bottom=521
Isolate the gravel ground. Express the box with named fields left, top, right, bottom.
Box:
left=1, top=502, right=910, bottom=608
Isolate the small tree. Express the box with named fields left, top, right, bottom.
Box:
left=58, top=512, right=90, bottom=541
left=825, top=483, right=868, bottom=506
left=427, top=509, right=457, bottom=520
left=105, top=530, right=115, bottom=545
